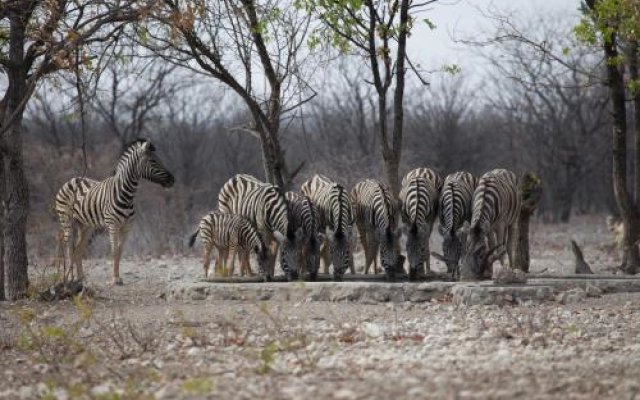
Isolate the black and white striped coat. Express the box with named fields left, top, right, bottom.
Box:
left=54, top=139, right=175, bottom=284
left=437, top=171, right=478, bottom=276
left=402, top=167, right=443, bottom=192
left=461, top=169, right=521, bottom=279
left=301, top=174, right=354, bottom=279
left=283, top=192, right=322, bottom=280
left=400, top=169, right=440, bottom=279
left=217, top=174, right=297, bottom=280
left=351, top=179, right=401, bottom=278
left=189, top=211, right=270, bottom=280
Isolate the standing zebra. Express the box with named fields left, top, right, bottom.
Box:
left=351, top=179, right=401, bottom=279
left=301, top=174, right=354, bottom=280
left=399, top=169, right=440, bottom=280
left=217, top=174, right=297, bottom=280
left=432, top=171, right=478, bottom=278
left=283, top=192, right=322, bottom=281
left=460, top=169, right=521, bottom=280
left=188, top=212, right=270, bottom=279
left=54, top=139, right=175, bottom=285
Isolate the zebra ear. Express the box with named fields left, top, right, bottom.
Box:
left=141, top=141, right=152, bottom=153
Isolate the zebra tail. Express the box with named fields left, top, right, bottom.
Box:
left=188, top=229, right=199, bottom=248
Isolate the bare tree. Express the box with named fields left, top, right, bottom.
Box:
left=142, top=0, right=316, bottom=189
left=302, top=0, right=435, bottom=196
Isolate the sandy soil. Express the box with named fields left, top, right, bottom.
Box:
left=1, top=214, right=636, bottom=399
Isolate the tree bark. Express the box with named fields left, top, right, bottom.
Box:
left=4, top=9, right=30, bottom=299
left=603, top=32, right=640, bottom=274
left=629, top=40, right=640, bottom=205
left=514, top=172, right=542, bottom=272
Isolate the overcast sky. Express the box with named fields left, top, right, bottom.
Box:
left=407, top=0, right=583, bottom=81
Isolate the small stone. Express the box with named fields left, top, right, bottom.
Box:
left=187, top=346, right=202, bottom=356
left=362, top=322, right=384, bottom=338
left=585, top=284, right=603, bottom=297
left=556, top=288, right=586, bottom=304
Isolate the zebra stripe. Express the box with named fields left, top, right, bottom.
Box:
left=284, top=191, right=321, bottom=280
left=300, top=174, right=354, bottom=279
left=402, top=167, right=443, bottom=192
left=189, top=211, right=269, bottom=279
left=217, top=174, right=296, bottom=279
left=462, top=168, right=521, bottom=279
left=399, top=172, right=439, bottom=279
left=351, top=179, right=400, bottom=278
left=438, top=171, right=477, bottom=275
left=54, top=139, right=175, bottom=284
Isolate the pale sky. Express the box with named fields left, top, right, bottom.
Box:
left=407, top=0, right=583, bottom=80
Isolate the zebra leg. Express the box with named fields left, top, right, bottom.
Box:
left=239, top=250, right=252, bottom=277
left=506, top=224, right=516, bottom=270
left=217, top=247, right=229, bottom=277
left=108, top=226, right=128, bottom=286
left=73, top=226, right=92, bottom=281
left=59, top=215, right=74, bottom=283
left=320, top=240, right=330, bottom=274
left=202, top=244, right=213, bottom=279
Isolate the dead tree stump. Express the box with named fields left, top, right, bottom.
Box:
left=571, top=240, right=594, bottom=274
left=514, top=172, right=542, bottom=273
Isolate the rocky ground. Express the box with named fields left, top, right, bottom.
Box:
left=1, top=214, right=638, bottom=399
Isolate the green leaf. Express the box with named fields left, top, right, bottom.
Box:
left=423, top=18, right=437, bottom=30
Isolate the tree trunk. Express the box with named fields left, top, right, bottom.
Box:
left=603, top=33, right=640, bottom=274
left=514, top=172, right=542, bottom=273
left=629, top=40, right=640, bottom=205
left=4, top=10, right=30, bottom=299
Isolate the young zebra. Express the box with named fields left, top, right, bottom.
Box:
left=351, top=179, right=401, bottom=279
left=399, top=170, right=440, bottom=280
left=432, top=171, right=478, bottom=279
left=402, top=167, right=444, bottom=192
left=283, top=192, right=322, bottom=281
left=54, top=139, right=175, bottom=285
left=301, top=174, right=354, bottom=280
left=217, top=174, right=297, bottom=280
left=188, top=212, right=270, bottom=280
left=460, top=169, right=521, bottom=280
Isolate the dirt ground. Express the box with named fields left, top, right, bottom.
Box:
left=1, top=214, right=638, bottom=400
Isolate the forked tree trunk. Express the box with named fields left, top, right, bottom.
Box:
left=603, top=32, right=640, bottom=274
left=514, top=172, right=542, bottom=272
left=4, top=10, right=30, bottom=299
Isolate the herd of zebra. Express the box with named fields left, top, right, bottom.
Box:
left=53, top=138, right=522, bottom=285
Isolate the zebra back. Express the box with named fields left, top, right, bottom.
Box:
left=218, top=174, right=289, bottom=238
left=399, top=175, right=438, bottom=234
left=351, top=179, right=397, bottom=234
left=402, top=168, right=443, bottom=192
left=470, top=169, right=521, bottom=235
left=438, top=171, right=478, bottom=237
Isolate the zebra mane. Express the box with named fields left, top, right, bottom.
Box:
left=113, top=138, right=154, bottom=175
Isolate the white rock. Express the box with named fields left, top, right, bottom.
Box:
left=187, top=346, right=202, bottom=356
left=334, top=388, right=357, bottom=400
left=363, top=322, right=384, bottom=338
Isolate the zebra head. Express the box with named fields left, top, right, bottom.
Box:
left=405, top=223, right=428, bottom=278
left=274, top=230, right=299, bottom=281
left=459, top=223, right=502, bottom=280
left=379, top=226, right=402, bottom=280
left=305, top=233, right=323, bottom=281
left=255, top=243, right=272, bottom=282
left=328, top=229, right=352, bottom=281
left=134, top=139, right=175, bottom=188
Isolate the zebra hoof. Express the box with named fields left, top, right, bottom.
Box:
left=308, top=272, right=318, bottom=282
left=111, top=277, right=124, bottom=286
left=408, top=268, right=418, bottom=281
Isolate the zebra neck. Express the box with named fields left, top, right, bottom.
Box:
left=113, top=170, right=140, bottom=208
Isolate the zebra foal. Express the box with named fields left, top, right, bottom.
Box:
left=189, top=212, right=270, bottom=279
left=54, top=139, right=175, bottom=285
left=301, top=174, right=354, bottom=280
